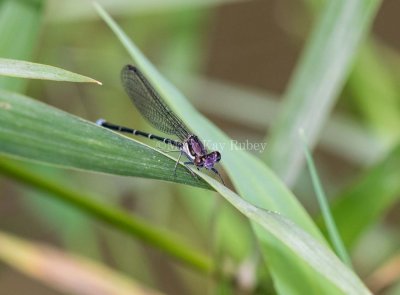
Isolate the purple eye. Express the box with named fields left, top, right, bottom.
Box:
left=213, top=151, right=221, bottom=162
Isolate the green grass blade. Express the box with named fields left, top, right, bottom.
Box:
left=0, top=58, right=102, bottom=84
left=0, top=89, right=209, bottom=189
left=264, top=0, right=382, bottom=186
left=0, top=0, right=43, bottom=92
left=0, top=157, right=212, bottom=274
left=300, top=130, right=351, bottom=267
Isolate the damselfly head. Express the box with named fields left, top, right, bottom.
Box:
left=203, top=151, right=221, bottom=169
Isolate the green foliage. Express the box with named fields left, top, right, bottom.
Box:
left=0, top=0, right=398, bottom=294
left=264, top=0, right=381, bottom=186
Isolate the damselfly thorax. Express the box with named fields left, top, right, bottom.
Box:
left=182, top=135, right=222, bottom=170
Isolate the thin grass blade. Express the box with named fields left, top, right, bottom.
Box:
left=0, top=58, right=102, bottom=84
left=300, top=129, right=351, bottom=267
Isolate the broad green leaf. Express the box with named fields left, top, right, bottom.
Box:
left=0, top=58, right=102, bottom=84
left=0, top=0, right=43, bottom=92
left=264, top=0, right=382, bottom=186
left=0, top=89, right=209, bottom=189
left=0, top=231, right=165, bottom=295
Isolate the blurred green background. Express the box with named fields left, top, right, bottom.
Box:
left=0, top=0, right=399, bottom=294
